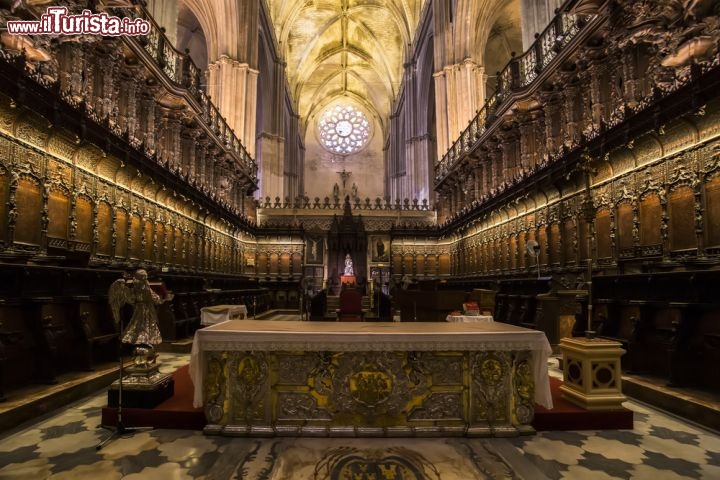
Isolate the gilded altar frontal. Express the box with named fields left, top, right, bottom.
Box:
left=191, top=320, right=551, bottom=437
left=202, top=349, right=535, bottom=437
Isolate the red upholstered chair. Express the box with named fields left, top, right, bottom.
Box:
left=336, top=288, right=365, bottom=322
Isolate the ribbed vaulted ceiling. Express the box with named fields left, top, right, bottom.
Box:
left=267, top=0, right=424, bottom=133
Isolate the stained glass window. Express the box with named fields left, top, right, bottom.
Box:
left=318, top=105, right=370, bottom=155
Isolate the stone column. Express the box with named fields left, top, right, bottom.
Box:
left=207, top=57, right=259, bottom=157
left=520, top=0, right=563, bottom=50
left=146, top=0, right=179, bottom=45
left=432, top=60, right=486, bottom=159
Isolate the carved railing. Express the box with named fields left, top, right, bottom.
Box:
left=107, top=3, right=257, bottom=181
left=435, top=12, right=593, bottom=183
left=256, top=196, right=435, bottom=211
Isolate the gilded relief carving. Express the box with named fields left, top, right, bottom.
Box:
left=204, top=352, right=228, bottom=424
left=230, top=352, right=269, bottom=423
left=277, top=392, right=331, bottom=421
left=513, top=354, right=534, bottom=425
left=276, top=354, right=315, bottom=386
left=471, top=352, right=511, bottom=424
left=203, top=349, right=536, bottom=436
left=408, top=392, right=464, bottom=421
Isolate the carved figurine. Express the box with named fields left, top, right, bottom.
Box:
left=344, top=254, right=354, bottom=276
left=109, top=269, right=169, bottom=368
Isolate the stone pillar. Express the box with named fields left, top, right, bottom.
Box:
left=207, top=57, right=259, bottom=157
left=520, top=0, right=563, bottom=50
left=257, top=132, right=285, bottom=204
left=146, top=0, right=179, bottom=45
left=433, top=60, right=486, bottom=159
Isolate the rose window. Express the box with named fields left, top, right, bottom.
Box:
left=318, top=105, right=370, bottom=155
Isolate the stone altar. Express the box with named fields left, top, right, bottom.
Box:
left=189, top=320, right=552, bottom=437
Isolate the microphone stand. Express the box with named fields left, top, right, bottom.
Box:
left=97, top=296, right=153, bottom=450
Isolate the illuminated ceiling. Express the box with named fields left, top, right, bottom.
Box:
left=267, top=0, right=424, bottom=136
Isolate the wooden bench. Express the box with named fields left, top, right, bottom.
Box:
left=71, top=298, right=120, bottom=370
left=0, top=301, right=35, bottom=400
left=593, top=271, right=720, bottom=391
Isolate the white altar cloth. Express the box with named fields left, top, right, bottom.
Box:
left=200, top=304, right=247, bottom=325
left=190, top=320, right=553, bottom=410
left=446, top=314, right=494, bottom=323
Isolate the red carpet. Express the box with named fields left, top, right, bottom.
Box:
left=102, top=367, right=633, bottom=432
left=532, top=376, right=633, bottom=431
left=101, top=365, right=206, bottom=430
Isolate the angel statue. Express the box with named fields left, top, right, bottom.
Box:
left=109, top=269, right=169, bottom=369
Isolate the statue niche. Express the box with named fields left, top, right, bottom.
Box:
left=328, top=196, right=367, bottom=294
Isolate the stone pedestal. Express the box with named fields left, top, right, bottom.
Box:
left=107, top=363, right=174, bottom=409
left=559, top=337, right=626, bottom=410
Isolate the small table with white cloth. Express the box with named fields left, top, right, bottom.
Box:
left=446, top=314, right=494, bottom=323
left=200, top=304, right=248, bottom=326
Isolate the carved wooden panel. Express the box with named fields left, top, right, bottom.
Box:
left=438, top=254, right=451, bottom=275
left=473, top=243, right=480, bottom=272
left=616, top=202, right=634, bottom=251
left=292, top=252, right=302, bottom=274
left=269, top=253, right=279, bottom=274
left=155, top=223, right=164, bottom=263
left=391, top=253, right=402, bottom=273
left=498, top=237, right=507, bottom=270
left=518, top=234, right=526, bottom=269
left=549, top=223, right=561, bottom=264
left=186, top=232, right=195, bottom=267
left=639, top=194, right=662, bottom=246
left=75, top=196, right=93, bottom=244
left=174, top=228, right=183, bottom=265
left=115, top=210, right=131, bottom=258
left=130, top=214, right=142, bottom=259
left=15, top=178, right=42, bottom=245
left=563, top=218, right=576, bottom=263
left=509, top=235, right=518, bottom=269
left=0, top=172, right=7, bottom=238
left=221, top=241, right=229, bottom=272
left=705, top=175, right=720, bottom=248
left=403, top=255, right=413, bottom=275
left=143, top=221, right=153, bottom=260
left=595, top=208, right=612, bottom=259
left=668, top=186, right=696, bottom=251
left=489, top=238, right=497, bottom=271
left=578, top=219, right=589, bottom=261
left=257, top=253, right=268, bottom=274
left=47, top=189, right=69, bottom=241
left=538, top=227, right=549, bottom=265
left=415, top=254, right=425, bottom=276
left=205, top=239, right=212, bottom=269
left=97, top=201, right=113, bottom=256
left=165, top=225, right=174, bottom=265
left=279, top=253, right=290, bottom=275
left=425, top=254, right=437, bottom=275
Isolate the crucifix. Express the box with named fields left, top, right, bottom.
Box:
left=337, top=168, right=352, bottom=189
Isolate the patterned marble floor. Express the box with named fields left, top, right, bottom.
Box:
left=0, top=353, right=718, bottom=480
